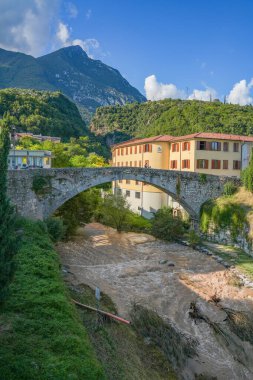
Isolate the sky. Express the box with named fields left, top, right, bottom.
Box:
left=1, top=0, right=253, bottom=104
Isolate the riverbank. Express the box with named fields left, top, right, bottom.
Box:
left=58, top=223, right=253, bottom=380
left=0, top=219, right=104, bottom=380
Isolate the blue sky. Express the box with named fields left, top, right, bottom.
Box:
left=1, top=0, right=253, bottom=103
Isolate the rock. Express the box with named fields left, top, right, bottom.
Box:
left=168, top=262, right=175, bottom=267
left=159, top=259, right=168, bottom=265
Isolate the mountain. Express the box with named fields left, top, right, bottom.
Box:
left=0, top=46, right=146, bottom=119
left=0, top=88, right=88, bottom=140
left=90, top=98, right=253, bottom=146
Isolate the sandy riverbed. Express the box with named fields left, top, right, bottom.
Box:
left=57, top=223, right=253, bottom=380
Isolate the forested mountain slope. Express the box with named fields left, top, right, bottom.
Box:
left=0, top=88, right=87, bottom=140
left=90, top=99, right=253, bottom=145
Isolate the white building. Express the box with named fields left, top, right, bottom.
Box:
left=8, top=150, right=52, bottom=169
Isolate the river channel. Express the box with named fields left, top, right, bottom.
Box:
left=57, top=223, right=253, bottom=379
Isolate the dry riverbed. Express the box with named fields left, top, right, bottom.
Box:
left=57, top=223, right=253, bottom=380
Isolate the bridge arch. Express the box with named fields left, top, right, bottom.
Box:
left=7, top=167, right=239, bottom=220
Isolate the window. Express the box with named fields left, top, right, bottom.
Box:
left=233, top=142, right=239, bottom=152
left=210, top=141, right=221, bottom=151
left=182, top=142, right=190, bottom=151
left=139, top=160, right=142, bottom=167
left=125, top=161, right=128, bottom=166
left=130, top=161, right=132, bottom=167
left=197, top=141, right=207, bottom=150
left=233, top=160, right=241, bottom=170
left=196, top=159, right=208, bottom=169
left=121, top=148, right=124, bottom=155
left=134, top=146, right=137, bottom=154
left=130, top=147, right=132, bottom=154
left=139, top=145, right=142, bottom=153
left=135, top=192, right=141, bottom=199
left=121, top=162, right=123, bottom=166
left=117, top=162, right=120, bottom=167
left=223, top=142, right=229, bottom=152
left=144, top=144, right=152, bottom=152
left=172, top=143, right=179, bottom=152
left=126, top=190, right=130, bottom=197
left=170, top=160, right=177, bottom=169
left=211, top=160, right=221, bottom=169
left=117, top=148, right=120, bottom=155
left=126, top=179, right=131, bottom=184
left=134, top=161, right=137, bottom=167
left=119, top=179, right=122, bottom=183
left=135, top=180, right=139, bottom=185
left=126, top=147, right=128, bottom=155
left=144, top=160, right=149, bottom=168
left=223, top=160, right=228, bottom=169
left=182, top=159, right=190, bottom=169
left=117, top=188, right=122, bottom=195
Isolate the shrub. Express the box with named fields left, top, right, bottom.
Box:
left=45, top=217, right=66, bottom=242
left=223, top=181, right=238, bottom=196
left=32, top=175, right=51, bottom=195
left=188, top=230, right=201, bottom=248
left=151, top=207, right=186, bottom=241
left=241, top=148, right=253, bottom=192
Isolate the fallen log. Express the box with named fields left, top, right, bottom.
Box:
left=72, top=299, right=131, bottom=325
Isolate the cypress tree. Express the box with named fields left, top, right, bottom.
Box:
left=0, top=117, right=18, bottom=303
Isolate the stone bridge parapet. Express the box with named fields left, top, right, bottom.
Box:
left=7, top=167, right=240, bottom=220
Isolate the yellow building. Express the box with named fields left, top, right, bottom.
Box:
left=111, top=132, right=253, bottom=217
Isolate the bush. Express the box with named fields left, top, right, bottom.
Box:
left=45, top=217, right=66, bottom=242
left=151, top=207, right=186, bottom=241
left=223, top=181, right=238, bottom=196
left=126, top=212, right=152, bottom=233
left=242, top=150, right=253, bottom=192
left=188, top=230, right=201, bottom=248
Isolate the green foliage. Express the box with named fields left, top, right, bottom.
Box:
left=0, top=115, right=19, bottom=303
left=199, top=173, right=207, bottom=184
left=96, top=193, right=131, bottom=231
left=0, top=88, right=88, bottom=140
left=45, top=217, right=66, bottom=242
left=0, top=219, right=105, bottom=379
left=151, top=207, right=187, bottom=241
left=223, top=181, right=238, bottom=196
left=55, top=188, right=102, bottom=237
left=200, top=199, right=247, bottom=241
left=188, top=230, right=201, bottom=248
left=242, top=149, right=253, bottom=192
left=126, top=212, right=152, bottom=233
left=91, top=98, right=253, bottom=142
left=32, top=175, right=51, bottom=195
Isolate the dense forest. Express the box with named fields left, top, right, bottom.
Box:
left=0, top=89, right=88, bottom=140
left=90, top=98, right=253, bottom=144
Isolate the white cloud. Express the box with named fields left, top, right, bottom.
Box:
left=188, top=87, right=217, bottom=101
left=56, top=22, right=70, bottom=45
left=86, top=9, right=92, bottom=20
left=66, top=2, right=78, bottom=18
left=227, top=79, right=253, bottom=105
left=144, top=75, right=185, bottom=101
left=0, top=0, right=59, bottom=56
left=56, top=22, right=100, bottom=58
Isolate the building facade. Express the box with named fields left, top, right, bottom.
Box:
left=8, top=150, right=52, bottom=169
left=111, top=132, right=253, bottom=218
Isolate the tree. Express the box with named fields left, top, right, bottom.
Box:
left=0, top=116, right=19, bottom=303
left=96, top=193, right=131, bottom=231
left=242, top=148, right=253, bottom=192
left=151, top=207, right=186, bottom=241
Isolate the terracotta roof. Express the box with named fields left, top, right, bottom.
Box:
left=171, top=132, right=253, bottom=142
left=112, top=135, right=174, bottom=149
left=112, top=132, right=253, bottom=149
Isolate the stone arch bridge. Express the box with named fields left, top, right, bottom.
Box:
left=7, top=167, right=239, bottom=220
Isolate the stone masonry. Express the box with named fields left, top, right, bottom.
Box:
left=7, top=167, right=240, bottom=220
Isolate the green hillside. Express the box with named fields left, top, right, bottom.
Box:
left=90, top=98, right=253, bottom=143
left=0, top=88, right=87, bottom=140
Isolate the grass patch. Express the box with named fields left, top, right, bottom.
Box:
left=203, top=242, right=253, bottom=281
left=0, top=219, right=104, bottom=380
left=70, top=284, right=177, bottom=380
